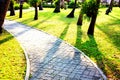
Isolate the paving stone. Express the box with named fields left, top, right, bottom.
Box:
left=4, top=20, right=107, bottom=80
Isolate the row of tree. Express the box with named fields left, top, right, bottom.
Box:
left=0, top=0, right=120, bottom=35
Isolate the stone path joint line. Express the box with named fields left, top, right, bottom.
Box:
left=4, top=20, right=107, bottom=80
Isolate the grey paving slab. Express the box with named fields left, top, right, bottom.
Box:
left=4, top=20, right=107, bottom=80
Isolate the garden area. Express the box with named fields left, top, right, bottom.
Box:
left=6, top=7, right=120, bottom=79
left=0, top=0, right=120, bottom=80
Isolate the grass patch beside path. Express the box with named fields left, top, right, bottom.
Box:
left=0, top=30, right=26, bottom=80
left=6, top=8, right=120, bottom=79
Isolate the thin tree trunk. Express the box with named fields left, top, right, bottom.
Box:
left=87, top=0, right=100, bottom=35
left=10, top=0, right=15, bottom=16
left=19, top=4, right=23, bottom=18
left=60, top=0, right=65, bottom=9
left=77, top=0, right=85, bottom=25
left=54, top=0, right=60, bottom=13
left=34, top=3, right=38, bottom=20
left=67, top=0, right=77, bottom=18
left=39, top=2, right=43, bottom=10
left=105, top=0, right=114, bottom=15
left=77, top=11, right=83, bottom=25
left=0, top=0, right=10, bottom=33
left=118, top=0, right=120, bottom=7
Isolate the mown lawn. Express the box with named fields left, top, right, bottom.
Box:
left=6, top=7, right=120, bottom=79
left=0, top=30, right=26, bottom=80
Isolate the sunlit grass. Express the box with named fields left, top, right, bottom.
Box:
left=6, top=7, right=120, bottom=79
left=0, top=30, right=26, bottom=80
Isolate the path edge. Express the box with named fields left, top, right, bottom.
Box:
left=4, top=27, right=30, bottom=80
left=61, top=39, right=108, bottom=80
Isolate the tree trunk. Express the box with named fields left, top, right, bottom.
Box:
left=67, top=0, right=77, bottom=18
left=105, top=0, right=114, bottom=15
left=118, top=0, right=120, bottom=7
left=34, top=3, right=38, bottom=20
left=87, top=0, right=100, bottom=35
left=77, top=0, right=85, bottom=25
left=10, top=0, right=15, bottom=16
left=54, top=0, right=60, bottom=13
left=39, top=2, right=43, bottom=10
left=19, top=4, right=23, bottom=18
left=60, top=0, right=65, bottom=9
left=77, top=11, right=83, bottom=25
left=0, top=0, right=10, bottom=33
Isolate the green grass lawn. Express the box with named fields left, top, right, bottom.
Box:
left=0, top=30, right=26, bottom=80
left=6, top=7, right=120, bottom=79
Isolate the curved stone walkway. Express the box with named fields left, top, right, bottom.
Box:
left=4, top=20, right=107, bottom=80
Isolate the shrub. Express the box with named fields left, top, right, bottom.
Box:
left=14, top=2, right=19, bottom=10
left=14, top=2, right=30, bottom=10
left=81, top=0, right=99, bottom=17
left=23, top=2, right=30, bottom=9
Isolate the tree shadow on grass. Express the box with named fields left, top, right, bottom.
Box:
left=96, top=24, right=120, bottom=50
left=30, top=21, right=70, bottom=79
left=0, top=33, right=13, bottom=44
left=96, top=23, right=120, bottom=79
left=75, top=26, right=107, bottom=78
left=59, top=23, right=70, bottom=39
left=81, top=35, right=120, bottom=79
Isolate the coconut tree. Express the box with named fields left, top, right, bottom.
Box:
left=105, top=0, right=114, bottom=15
left=87, top=0, right=100, bottom=35
left=81, top=0, right=100, bottom=35
left=10, top=0, right=15, bottom=16
left=0, top=0, right=10, bottom=33
left=30, top=0, right=40, bottom=20
left=66, top=0, right=77, bottom=18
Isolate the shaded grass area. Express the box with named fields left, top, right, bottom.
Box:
left=0, top=30, right=26, bottom=79
left=6, top=7, right=120, bottom=79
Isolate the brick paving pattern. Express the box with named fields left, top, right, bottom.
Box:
left=4, top=20, right=107, bottom=80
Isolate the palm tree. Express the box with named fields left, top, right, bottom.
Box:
left=105, top=0, right=114, bottom=15
left=66, top=0, right=77, bottom=18
left=10, top=0, right=15, bottom=16
left=87, top=0, right=100, bottom=35
left=0, top=0, right=10, bottom=33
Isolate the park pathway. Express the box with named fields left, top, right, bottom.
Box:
left=4, top=20, right=107, bottom=80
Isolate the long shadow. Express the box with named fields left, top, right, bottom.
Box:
left=2, top=21, right=32, bottom=45
left=75, top=25, right=82, bottom=48
left=30, top=21, right=70, bottom=79
left=96, top=23, right=120, bottom=79
left=109, top=15, right=120, bottom=20
left=75, top=25, right=107, bottom=77
left=0, top=33, right=13, bottom=44
left=28, top=13, right=57, bottom=29
left=59, top=23, right=70, bottom=39
left=96, top=24, right=120, bottom=50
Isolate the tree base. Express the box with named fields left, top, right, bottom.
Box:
left=53, top=10, right=60, bottom=13
left=66, top=9, right=75, bottom=18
